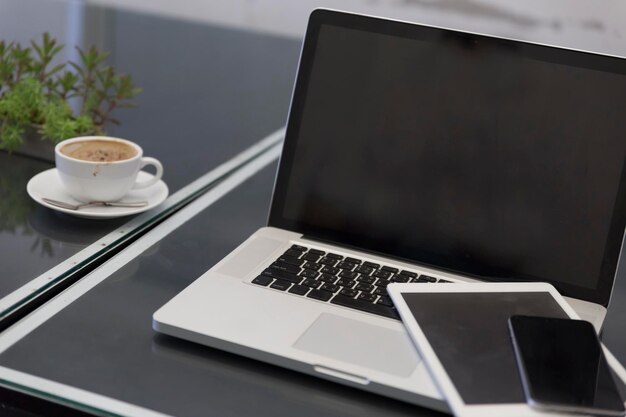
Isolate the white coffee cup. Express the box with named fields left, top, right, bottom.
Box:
left=55, top=136, right=163, bottom=202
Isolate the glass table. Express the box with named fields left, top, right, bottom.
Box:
left=1, top=0, right=625, bottom=416
left=0, top=0, right=298, bottom=325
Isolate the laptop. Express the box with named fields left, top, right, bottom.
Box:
left=153, top=9, right=626, bottom=410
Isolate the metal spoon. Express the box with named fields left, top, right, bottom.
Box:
left=42, top=198, right=148, bottom=210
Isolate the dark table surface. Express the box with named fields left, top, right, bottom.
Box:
left=1, top=1, right=626, bottom=417
left=0, top=0, right=299, bottom=316
left=0, top=152, right=128, bottom=300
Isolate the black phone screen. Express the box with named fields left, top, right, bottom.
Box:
left=509, top=316, right=625, bottom=415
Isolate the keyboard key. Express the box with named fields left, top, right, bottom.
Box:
left=391, top=275, right=410, bottom=283
left=307, top=289, right=333, bottom=302
left=284, top=249, right=304, bottom=258
left=374, top=287, right=387, bottom=296
left=412, top=276, right=436, bottom=283
left=355, top=283, right=374, bottom=293
left=340, top=288, right=358, bottom=298
left=321, top=283, right=340, bottom=293
left=270, top=279, right=292, bottom=291
left=321, top=266, right=341, bottom=275
left=300, top=269, right=319, bottom=279
left=375, top=279, right=389, bottom=288
left=345, top=257, right=362, bottom=264
left=290, top=244, right=308, bottom=251
left=358, top=293, right=377, bottom=303
left=270, top=261, right=301, bottom=274
left=302, top=253, right=321, bottom=262
left=331, top=295, right=400, bottom=320
left=262, top=268, right=301, bottom=283
left=381, top=266, right=399, bottom=273
left=355, top=265, right=374, bottom=275
left=399, top=270, right=417, bottom=278
left=376, top=296, right=393, bottom=306
left=252, top=275, right=273, bottom=286
left=325, top=253, right=343, bottom=259
left=338, top=270, right=357, bottom=279
left=373, top=270, right=392, bottom=279
left=309, top=249, right=325, bottom=256
left=277, top=255, right=304, bottom=266
left=319, top=257, right=338, bottom=266
left=302, top=261, right=323, bottom=271
left=438, top=279, right=452, bottom=283
left=303, top=278, right=321, bottom=289
left=318, top=274, right=337, bottom=284
left=363, top=261, right=380, bottom=268
left=288, top=285, right=309, bottom=295
left=336, top=278, right=356, bottom=288
left=337, top=261, right=356, bottom=271
left=357, top=275, right=375, bottom=284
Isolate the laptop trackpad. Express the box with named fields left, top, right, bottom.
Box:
left=293, top=313, right=419, bottom=377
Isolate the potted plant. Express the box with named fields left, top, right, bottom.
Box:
left=0, top=33, right=141, bottom=161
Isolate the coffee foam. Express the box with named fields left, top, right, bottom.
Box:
left=61, top=140, right=137, bottom=162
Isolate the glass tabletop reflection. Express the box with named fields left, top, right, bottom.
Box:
left=0, top=0, right=299, bottom=321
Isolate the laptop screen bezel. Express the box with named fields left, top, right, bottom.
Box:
left=268, top=9, right=626, bottom=307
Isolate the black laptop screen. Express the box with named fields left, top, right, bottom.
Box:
left=270, top=10, right=626, bottom=305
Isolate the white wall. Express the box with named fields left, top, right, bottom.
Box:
left=0, top=0, right=87, bottom=65
left=1, top=0, right=624, bottom=56
left=84, top=0, right=626, bottom=55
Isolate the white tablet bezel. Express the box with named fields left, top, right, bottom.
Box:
left=387, top=282, right=585, bottom=417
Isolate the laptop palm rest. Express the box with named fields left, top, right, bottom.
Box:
left=293, top=313, right=420, bottom=377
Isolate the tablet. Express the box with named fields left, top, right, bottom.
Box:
left=388, top=282, right=597, bottom=417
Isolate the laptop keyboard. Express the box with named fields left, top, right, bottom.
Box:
left=251, top=244, right=452, bottom=320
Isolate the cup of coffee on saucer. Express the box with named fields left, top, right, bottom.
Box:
left=55, top=136, right=163, bottom=202
left=26, top=136, right=168, bottom=219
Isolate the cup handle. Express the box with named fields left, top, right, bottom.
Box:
left=132, top=157, right=163, bottom=189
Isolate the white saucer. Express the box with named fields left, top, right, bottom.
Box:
left=27, top=168, right=169, bottom=219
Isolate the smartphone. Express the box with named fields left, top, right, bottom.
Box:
left=509, top=315, right=625, bottom=416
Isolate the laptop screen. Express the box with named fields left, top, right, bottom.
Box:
left=270, top=10, right=626, bottom=306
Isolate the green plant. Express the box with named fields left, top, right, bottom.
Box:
left=0, top=33, right=141, bottom=151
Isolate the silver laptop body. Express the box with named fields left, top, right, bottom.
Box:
left=154, top=9, right=626, bottom=411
